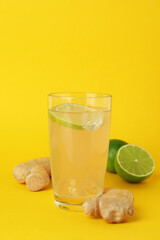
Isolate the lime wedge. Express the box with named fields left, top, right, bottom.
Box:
left=49, top=104, right=104, bottom=130
left=115, top=144, right=155, bottom=182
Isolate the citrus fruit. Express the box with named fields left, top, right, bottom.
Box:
left=49, top=104, right=103, bottom=130
left=115, top=144, right=155, bottom=183
left=107, top=139, right=127, bottom=173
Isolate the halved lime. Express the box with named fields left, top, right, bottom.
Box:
left=115, top=144, right=155, bottom=182
left=49, top=104, right=104, bottom=130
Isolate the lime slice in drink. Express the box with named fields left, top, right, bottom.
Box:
left=49, top=104, right=104, bottom=130
left=115, top=144, right=155, bottom=183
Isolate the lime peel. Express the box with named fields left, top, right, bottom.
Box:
left=48, top=111, right=83, bottom=130
left=107, top=139, right=127, bottom=173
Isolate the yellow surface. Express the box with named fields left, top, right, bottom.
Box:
left=0, top=0, right=160, bottom=239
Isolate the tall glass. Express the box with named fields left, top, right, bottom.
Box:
left=48, top=93, right=112, bottom=211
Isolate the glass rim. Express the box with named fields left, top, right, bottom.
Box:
left=48, top=92, right=112, bottom=99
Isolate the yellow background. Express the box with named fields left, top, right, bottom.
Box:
left=0, top=0, right=160, bottom=239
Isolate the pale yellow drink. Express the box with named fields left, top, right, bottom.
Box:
left=49, top=105, right=111, bottom=208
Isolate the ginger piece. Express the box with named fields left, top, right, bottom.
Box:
left=82, top=188, right=134, bottom=223
left=13, top=157, right=51, bottom=191
left=99, top=189, right=134, bottom=223
left=82, top=198, right=101, bottom=218
left=82, top=187, right=113, bottom=217
left=26, top=165, right=50, bottom=191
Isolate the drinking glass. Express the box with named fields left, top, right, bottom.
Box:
left=48, top=92, right=112, bottom=211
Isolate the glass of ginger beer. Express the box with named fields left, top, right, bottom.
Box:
left=48, top=92, right=112, bottom=211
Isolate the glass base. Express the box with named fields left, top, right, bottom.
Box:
left=55, top=200, right=82, bottom=211
left=54, top=191, right=103, bottom=211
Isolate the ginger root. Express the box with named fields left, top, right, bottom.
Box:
left=13, top=158, right=51, bottom=191
left=82, top=197, right=101, bottom=218
left=82, top=188, right=113, bottom=218
left=83, top=188, right=134, bottom=223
